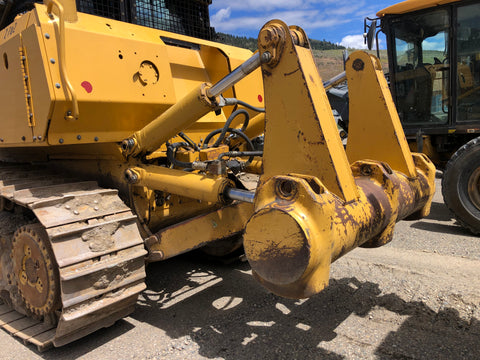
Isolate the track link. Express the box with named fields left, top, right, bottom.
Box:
left=0, top=164, right=146, bottom=351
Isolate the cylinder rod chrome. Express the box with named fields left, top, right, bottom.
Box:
left=323, top=71, right=346, bottom=90
left=225, top=188, right=255, bottom=203
left=207, top=52, right=265, bottom=98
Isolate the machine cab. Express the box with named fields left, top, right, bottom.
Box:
left=376, top=0, right=480, bottom=136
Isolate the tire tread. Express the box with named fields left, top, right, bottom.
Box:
left=442, top=136, right=480, bottom=234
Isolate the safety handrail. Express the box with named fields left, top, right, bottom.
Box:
left=46, top=0, right=79, bottom=121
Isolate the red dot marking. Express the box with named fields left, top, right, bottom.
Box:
left=258, top=94, right=263, bottom=103
left=81, top=81, right=93, bottom=93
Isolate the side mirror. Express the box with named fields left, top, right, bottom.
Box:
left=342, top=50, right=349, bottom=70
left=364, top=18, right=377, bottom=50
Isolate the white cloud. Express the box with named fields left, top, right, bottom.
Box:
left=270, top=10, right=349, bottom=30
left=211, top=7, right=232, bottom=25
left=422, top=33, right=446, bottom=51
left=212, top=8, right=350, bottom=34
left=211, top=0, right=303, bottom=11
left=209, top=0, right=383, bottom=43
left=210, top=0, right=361, bottom=16
left=340, top=34, right=368, bottom=49
left=212, top=16, right=269, bottom=33
left=270, top=10, right=320, bottom=25
left=340, top=34, right=385, bottom=49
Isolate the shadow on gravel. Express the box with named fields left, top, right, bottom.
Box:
left=410, top=221, right=473, bottom=235
left=129, top=253, right=479, bottom=360
left=404, top=202, right=472, bottom=236
left=425, top=201, right=453, bottom=222
left=375, top=294, right=479, bottom=359
left=409, top=201, right=475, bottom=235
left=31, top=320, right=135, bottom=359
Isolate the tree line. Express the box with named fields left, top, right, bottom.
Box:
left=215, top=32, right=345, bottom=51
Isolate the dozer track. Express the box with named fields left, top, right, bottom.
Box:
left=0, top=164, right=147, bottom=351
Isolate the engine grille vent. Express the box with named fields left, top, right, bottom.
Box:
left=76, top=0, right=214, bottom=40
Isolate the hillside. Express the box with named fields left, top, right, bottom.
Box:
left=314, top=49, right=389, bottom=81
left=215, top=32, right=345, bottom=52
left=214, top=32, right=388, bottom=81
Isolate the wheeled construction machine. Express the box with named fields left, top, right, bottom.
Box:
left=0, top=0, right=434, bottom=350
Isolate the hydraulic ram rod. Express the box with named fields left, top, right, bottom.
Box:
left=123, top=52, right=268, bottom=157
left=125, top=166, right=255, bottom=204
left=323, top=71, right=347, bottom=90
left=206, top=52, right=269, bottom=98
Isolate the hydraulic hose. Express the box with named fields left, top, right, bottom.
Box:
left=203, top=128, right=255, bottom=153
left=223, top=98, right=265, bottom=113
left=204, top=109, right=250, bottom=148
left=166, top=142, right=194, bottom=169
left=178, top=132, right=200, bottom=152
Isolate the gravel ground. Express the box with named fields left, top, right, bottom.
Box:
left=0, top=177, right=479, bottom=359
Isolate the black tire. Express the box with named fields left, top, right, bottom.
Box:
left=442, top=136, right=480, bottom=234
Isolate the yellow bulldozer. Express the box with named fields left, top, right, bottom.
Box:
left=356, top=0, right=480, bottom=234
left=0, top=0, right=434, bottom=350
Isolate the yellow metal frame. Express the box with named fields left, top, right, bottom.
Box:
left=0, top=1, right=436, bottom=303
left=0, top=2, right=264, bottom=148
left=377, top=0, right=462, bottom=17
left=257, top=21, right=358, bottom=202
left=146, top=202, right=254, bottom=261
left=346, top=51, right=417, bottom=177
left=128, top=165, right=233, bottom=204
left=242, top=21, right=435, bottom=299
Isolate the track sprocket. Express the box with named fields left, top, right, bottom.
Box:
left=11, top=224, right=59, bottom=317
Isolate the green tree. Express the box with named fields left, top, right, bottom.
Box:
left=215, top=32, right=344, bottom=51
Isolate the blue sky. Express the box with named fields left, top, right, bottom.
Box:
left=210, top=0, right=402, bottom=49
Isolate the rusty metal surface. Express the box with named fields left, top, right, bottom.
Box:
left=0, top=163, right=147, bottom=351
left=0, top=304, right=56, bottom=351
left=11, top=224, right=59, bottom=316
left=244, top=159, right=434, bottom=299
left=243, top=23, right=435, bottom=299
